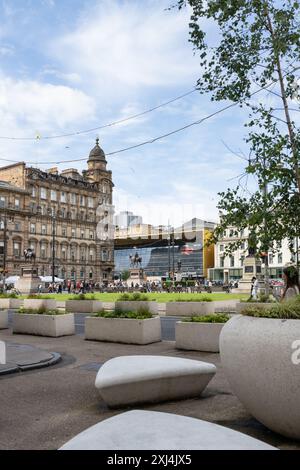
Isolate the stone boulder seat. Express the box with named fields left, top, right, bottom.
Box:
left=95, top=355, right=217, bottom=407
left=60, top=410, right=276, bottom=450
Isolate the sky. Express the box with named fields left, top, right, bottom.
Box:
left=0, top=0, right=254, bottom=226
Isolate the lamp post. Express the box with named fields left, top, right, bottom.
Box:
left=0, top=211, right=8, bottom=291
left=48, top=208, right=56, bottom=283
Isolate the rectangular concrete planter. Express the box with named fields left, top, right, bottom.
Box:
left=0, top=310, right=8, bottom=329
left=115, top=301, right=158, bottom=315
left=176, top=321, right=225, bottom=352
left=65, top=300, right=103, bottom=313
left=235, top=302, right=275, bottom=314
left=85, top=316, right=161, bottom=345
left=12, top=312, right=75, bottom=337
left=165, top=302, right=215, bottom=317
left=23, top=299, right=56, bottom=310
left=0, top=298, right=23, bottom=309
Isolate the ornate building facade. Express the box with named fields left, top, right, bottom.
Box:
left=0, top=139, right=114, bottom=283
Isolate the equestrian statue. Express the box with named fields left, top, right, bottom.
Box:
left=129, top=252, right=142, bottom=268
left=24, top=248, right=36, bottom=263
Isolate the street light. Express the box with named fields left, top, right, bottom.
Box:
left=47, top=208, right=56, bottom=283
left=0, top=210, right=8, bottom=291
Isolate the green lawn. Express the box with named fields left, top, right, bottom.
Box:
left=23, top=292, right=248, bottom=302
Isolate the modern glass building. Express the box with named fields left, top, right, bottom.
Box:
left=114, top=218, right=216, bottom=280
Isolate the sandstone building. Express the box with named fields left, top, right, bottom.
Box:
left=0, top=139, right=114, bottom=284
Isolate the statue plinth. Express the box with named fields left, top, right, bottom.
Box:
left=234, top=256, right=263, bottom=294
left=15, top=265, right=40, bottom=294
left=127, top=268, right=147, bottom=285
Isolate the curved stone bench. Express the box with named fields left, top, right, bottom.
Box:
left=60, top=410, right=276, bottom=450
left=95, top=355, right=216, bottom=407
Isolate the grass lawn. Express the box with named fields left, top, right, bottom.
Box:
left=21, top=292, right=248, bottom=302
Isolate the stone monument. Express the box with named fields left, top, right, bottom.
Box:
left=127, top=251, right=147, bottom=285
left=234, top=247, right=263, bottom=294
left=15, top=249, right=40, bottom=294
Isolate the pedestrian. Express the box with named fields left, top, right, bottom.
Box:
left=281, top=265, right=300, bottom=302
left=250, top=276, right=259, bottom=300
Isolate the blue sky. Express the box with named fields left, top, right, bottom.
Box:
left=0, top=0, right=254, bottom=226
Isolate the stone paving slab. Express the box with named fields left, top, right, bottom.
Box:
left=0, top=328, right=299, bottom=450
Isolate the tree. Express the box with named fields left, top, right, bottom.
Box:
left=177, top=0, right=300, bottom=261
left=121, top=270, right=130, bottom=281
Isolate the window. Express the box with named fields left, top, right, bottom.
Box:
left=60, top=191, right=67, bottom=203
left=71, top=248, right=76, bottom=261
left=0, top=241, right=4, bottom=255
left=41, top=244, right=47, bottom=258
left=15, top=198, right=20, bottom=208
left=278, top=253, right=283, bottom=264
left=0, top=196, right=6, bottom=207
left=13, top=242, right=21, bottom=256
left=30, top=223, right=36, bottom=234
left=219, top=244, right=224, bottom=252
left=89, top=249, right=94, bottom=261
left=102, top=249, right=108, bottom=262
left=61, top=208, right=66, bottom=218
left=70, top=193, right=76, bottom=205
left=71, top=229, right=75, bottom=238
left=80, top=268, right=85, bottom=279
left=81, top=230, right=84, bottom=239
left=62, top=247, right=66, bottom=260
left=229, top=229, right=234, bottom=237
left=88, top=197, right=94, bottom=208
left=62, top=227, right=67, bottom=237
left=80, top=195, right=85, bottom=206
left=15, top=222, right=20, bottom=231
left=51, top=190, right=57, bottom=201
left=90, top=231, right=94, bottom=239
left=240, top=242, right=245, bottom=250
left=269, top=253, right=274, bottom=264
left=41, top=224, right=47, bottom=235
left=40, top=187, right=47, bottom=199
left=230, top=255, right=235, bottom=267
left=31, top=186, right=36, bottom=197
left=220, top=257, right=224, bottom=268
left=240, top=255, right=245, bottom=266
left=80, top=248, right=85, bottom=261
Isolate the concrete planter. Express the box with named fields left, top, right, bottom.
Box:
left=13, top=312, right=75, bottom=337
left=235, top=301, right=275, bottom=314
left=165, top=302, right=215, bottom=317
left=0, top=310, right=8, bottom=329
left=65, top=300, right=103, bottom=313
left=176, top=321, right=225, bottom=352
left=0, top=298, right=23, bottom=309
left=85, top=316, right=161, bottom=345
left=220, top=315, right=300, bottom=440
left=115, top=301, right=158, bottom=315
left=23, top=299, right=56, bottom=310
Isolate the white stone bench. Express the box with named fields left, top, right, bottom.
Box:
left=60, top=410, right=276, bottom=450
left=95, top=355, right=216, bottom=407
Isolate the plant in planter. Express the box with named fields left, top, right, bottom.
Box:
left=220, top=296, right=300, bottom=439
left=116, top=292, right=157, bottom=315
left=176, top=313, right=230, bottom=352
left=236, top=293, right=277, bottom=314
left=0, top=292, right=22, bottom=309
left=65, top=293, right=102, bottom=313
left=85, top=308, right=161, bottom=345
left=165, top=297, right=214, bottom=316
left=23, top=294, right=56, bottom=311
left=13, top=307, right=75, bottom=337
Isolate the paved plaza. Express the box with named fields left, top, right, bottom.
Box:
left=0, top=321, right=299, bottom=450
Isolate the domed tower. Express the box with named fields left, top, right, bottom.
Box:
left=85, top=138, right=113, bottom=204
left=85, top=139, right=114, bottom=284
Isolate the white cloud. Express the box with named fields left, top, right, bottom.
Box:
left=0, top=76, right=95, bottom=134
left=50, top=0, right=199, bottom=101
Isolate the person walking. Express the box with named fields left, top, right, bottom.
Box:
left=281, top=265, right=300, bottom=302
left=250, top=276, right=259, bottom=300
